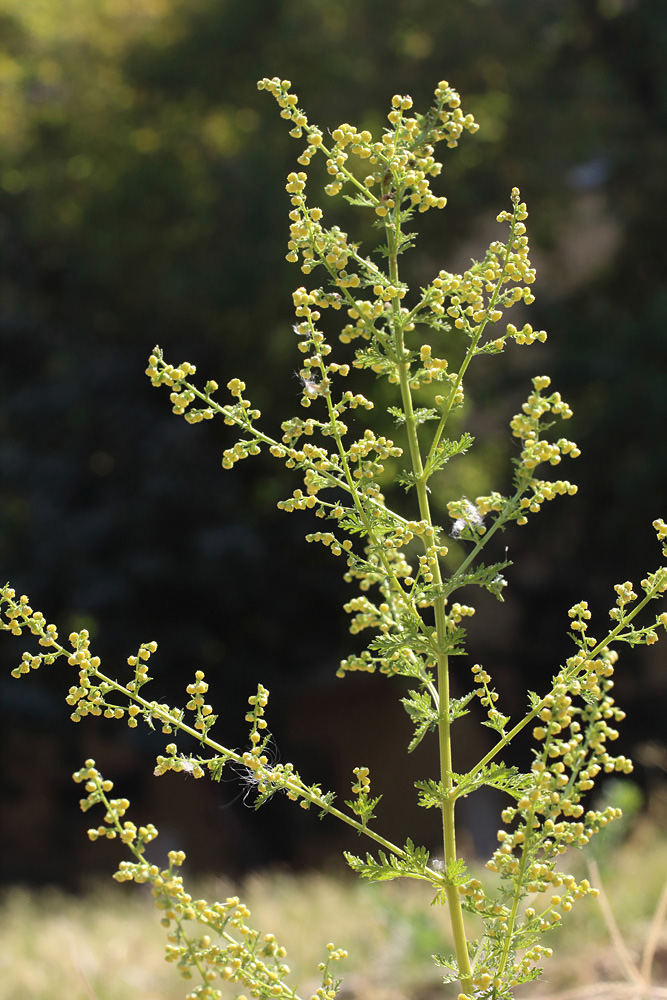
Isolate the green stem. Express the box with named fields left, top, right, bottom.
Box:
left=386, top=210, right=473, bottom=995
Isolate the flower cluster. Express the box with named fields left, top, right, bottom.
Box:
left=258, top=76, right=477, bottom=211
left=74, top=760, right=345, bottom=1000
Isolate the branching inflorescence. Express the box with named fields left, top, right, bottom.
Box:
left=3, top=77, right=667, bottom=1000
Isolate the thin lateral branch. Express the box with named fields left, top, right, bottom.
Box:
left=467, top=582, right=666, bottom=782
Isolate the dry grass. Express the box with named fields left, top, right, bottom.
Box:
left=1, top=821, right=665, bottom=1000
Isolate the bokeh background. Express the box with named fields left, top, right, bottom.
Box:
left=1, top=0, right=666, bottom=888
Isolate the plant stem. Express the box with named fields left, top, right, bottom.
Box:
left=387, top=210, right=473, bottom=995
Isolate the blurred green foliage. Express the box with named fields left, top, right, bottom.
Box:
left=1, top=0, right=666, bottom=883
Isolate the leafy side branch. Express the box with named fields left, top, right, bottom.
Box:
left=3, top=76, right=667, bottom=1000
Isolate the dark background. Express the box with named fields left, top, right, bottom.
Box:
left=1, top=0, right=666, bottom=886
